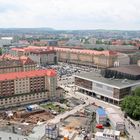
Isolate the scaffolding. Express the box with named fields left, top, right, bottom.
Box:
left=45, top=123, right=59, bottom=139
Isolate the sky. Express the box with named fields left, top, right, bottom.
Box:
left=0, top=0, right=140, bottom=30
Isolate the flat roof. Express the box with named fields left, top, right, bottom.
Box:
left=75, top=71, right=140, bottom=89
left=103, top=129, right=120, bottom=136
left=105, top=108, right=117, bottom=114
left=109, top=114, right=124, bottom=123
left=109, top=65, right=140, bottom=76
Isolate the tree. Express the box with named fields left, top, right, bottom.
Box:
left=134, top=87, right=140, bottom=96
left=121, top=96, right=140, bottom=120
left=0, top=48, right=2, bottom=55
left=98, top=47, right=104, bottom=51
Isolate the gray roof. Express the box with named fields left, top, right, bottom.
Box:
left=74, top=71, right=140, bottom=89
left=109, top=65, right=140, bottom=76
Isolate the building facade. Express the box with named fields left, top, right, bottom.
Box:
left=74, top=71, right=140, bottom=106
left=0, top=54, right=37, bottom=74
left=55, top=47, right=117, bottom=68
left=10, top=46, right=57, bottom=66
left=0, top=69, right=57, bottom=108
left=95, top=129, right=120, bottom=140
left=9, top=46, right=131, bottom=68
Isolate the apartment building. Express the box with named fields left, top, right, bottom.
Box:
left=0, top=69, right=57, bottom=108
left=55, top=47, right=117, bottom=68
left=9, top=46, right=130, bottom=68
left=0, top=54, right=37, bottom=74
left=10, top=46, right=57, bottom=66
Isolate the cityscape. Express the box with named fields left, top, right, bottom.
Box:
left=0, top=0, right=140, bottom=140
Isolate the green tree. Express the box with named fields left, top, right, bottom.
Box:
left=134, top=87, right=140, bottom=96
left=121, top=96, right=140, bottom=120
left=98, top=47, right=104, bottom=51
left=0, top=48, right=2, bottom=55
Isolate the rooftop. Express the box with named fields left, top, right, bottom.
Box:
left=109, top=113, right=124, bottom=123
left=75, top=71, right=140, bottom=89
left=95, top=129, right=120, bottom=137
left=109, top=65, right=140, bottom=76
left=0, top=54, right=36, bottom=66
left=11, top=46, right=118, bottom=56
left=0, top=69, right=56, bottom=81
left=103, top=129, right=120, bottom=136
left=105, top=108, right=117, bottom=114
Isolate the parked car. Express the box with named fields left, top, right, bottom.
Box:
left=96, top=124, right=104, bottom=129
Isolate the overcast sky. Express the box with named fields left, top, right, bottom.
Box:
left=0, top=0, right=140, bottom=30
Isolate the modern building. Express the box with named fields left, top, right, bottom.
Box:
left=0, top=54, right=37, bottom=74
left=105, top=108, right=125, bottom=134
left=74, top=71, right=140, bottom=106
left=0, top=69, right=57, bottom=108
left=95, top=129, right=120, bottom=140
left=102, top=65, right=140, bottom=80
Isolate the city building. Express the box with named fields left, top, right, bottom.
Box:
left=9, top=46, right=131, bottom=68
left=0, top=69, right=57, bottom=108
left=102, top=65, right=140, bottom=80
left=10, top=46, right=57, bottom=66
left=55, top=47, right=118, bottom=68
left=74, top=71, right=140, bottom=106
left=95, top=129, right=120, bottom=140
left=113, top=53, right=130, bottom=67
left=0, top=54, right=37, bottom=74
left=105, top=108, right=125, bottom=134
left=0, top=37, right=13, bottom=47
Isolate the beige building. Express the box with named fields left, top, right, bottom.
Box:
left=55, top=47, right=118, bottom=68
left=0, top=69, right=57, bottom=108
left=0, top=54, right=37, bottom=74
left=10, top=46, right=57, bottom=66
left=9, top=46, right=130, bottom=68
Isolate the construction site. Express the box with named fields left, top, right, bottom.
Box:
left=0, top=104, right=56, bottom=136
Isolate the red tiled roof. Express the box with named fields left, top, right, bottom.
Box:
left=0, top=54, right=36, bottom=65
left=0, top=69, right=56, bottom=81
left=53, top=47, right=117, bottom=56
left=10, top=46, right=117, bottom=56
left=19, top=56, right=36, bottom=65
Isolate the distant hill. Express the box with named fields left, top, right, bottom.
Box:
left=0, top=27, right=55, bottom=33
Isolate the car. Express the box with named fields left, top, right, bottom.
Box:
left=96, top=124, right=104, bottom=129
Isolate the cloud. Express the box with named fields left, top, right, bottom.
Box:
left=0, top=0, right=139, bottom=29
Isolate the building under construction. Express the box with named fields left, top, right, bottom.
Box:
left=45, top=123, right=59, bottom=139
